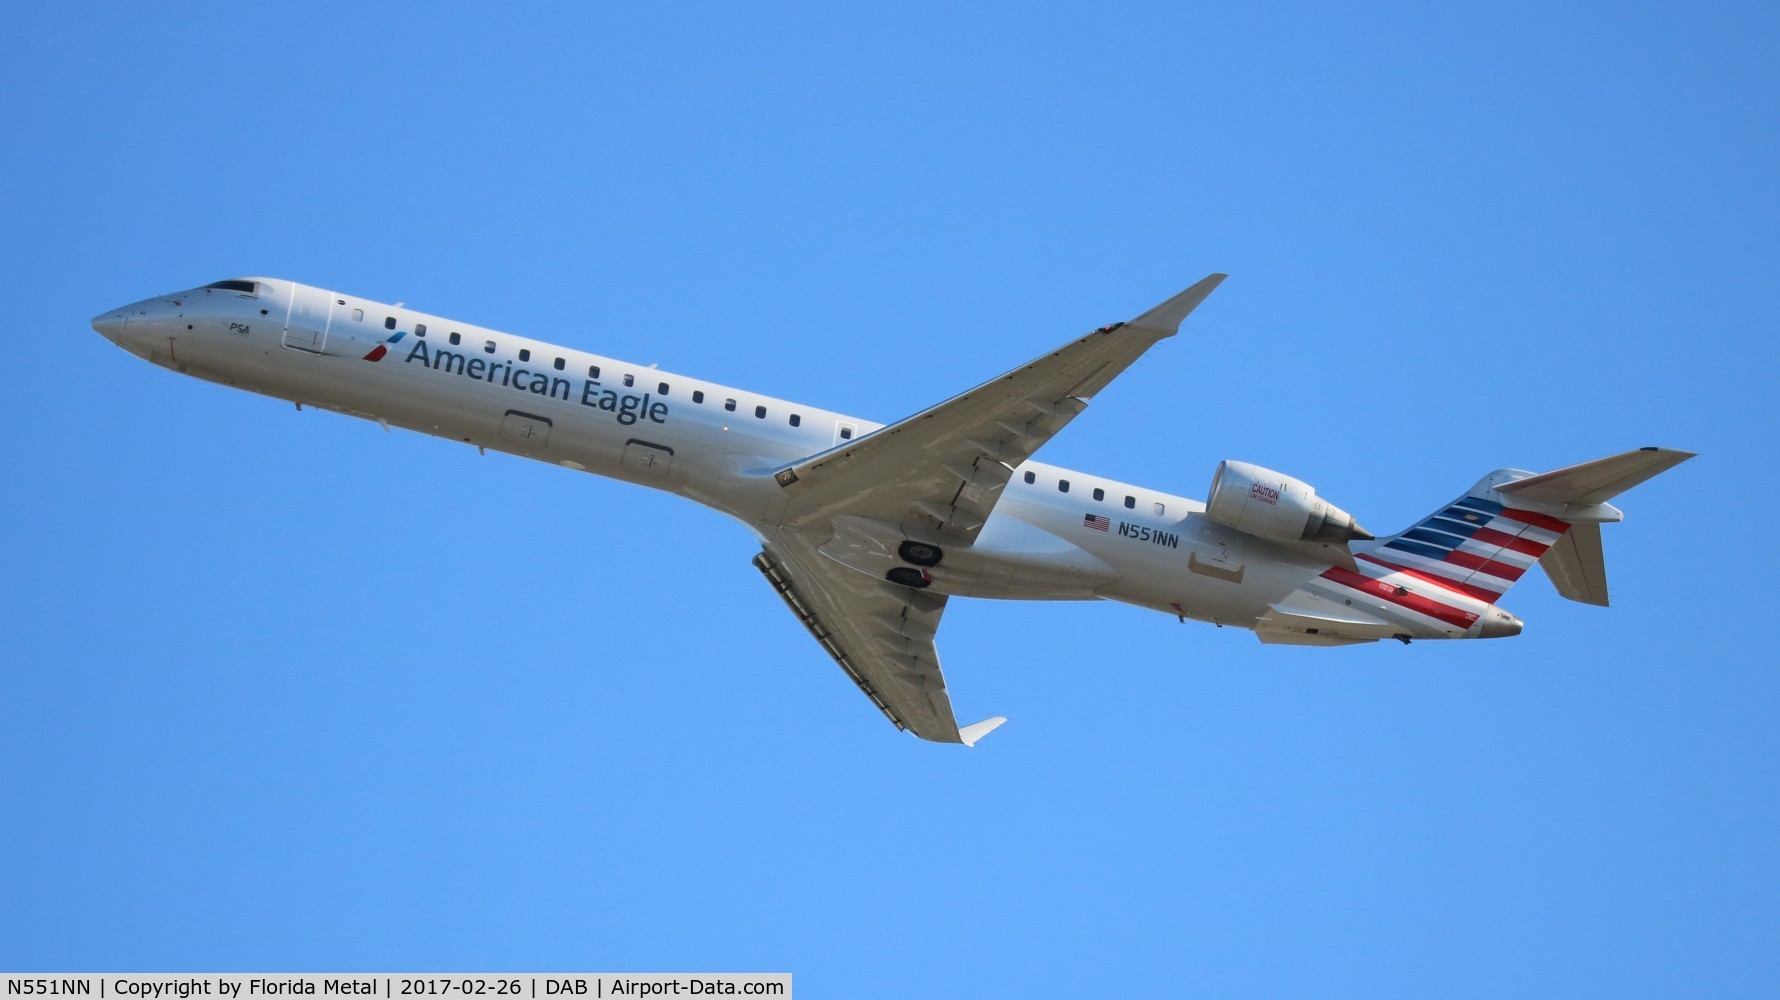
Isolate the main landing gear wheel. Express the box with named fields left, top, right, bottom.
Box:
left=898, top=540, right=944, bottom=567
left=885, top=567, right=931, bottom=589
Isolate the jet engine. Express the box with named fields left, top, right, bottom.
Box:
left=1205, top=460, right=1372, bottom=545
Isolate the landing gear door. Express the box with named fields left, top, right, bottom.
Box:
left=283, top=287, right=334, bottom=354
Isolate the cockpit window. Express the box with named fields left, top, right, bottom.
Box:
left=203, top=280, right=258, bottom=294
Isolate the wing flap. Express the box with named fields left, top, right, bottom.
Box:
left=754, top=542, right=971, bottom=742
left=753, top=549, right=905, bottom=730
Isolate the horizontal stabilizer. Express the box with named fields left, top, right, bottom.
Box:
left=1540, top=522, right=1609, bottom=606
left=1495, top=447, right=1695, bottom=506
left=958, top=717, right=1007, bottom=747
left=1489, top=447, right=1692, bottom=607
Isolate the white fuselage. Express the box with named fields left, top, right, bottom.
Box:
left=93, top=278, right=1508, bottom=641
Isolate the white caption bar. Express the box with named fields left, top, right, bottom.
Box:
left=3, top=976, right=789, bottom=1000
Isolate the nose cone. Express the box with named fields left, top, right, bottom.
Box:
left=1479, top=610, right=1524, bottom=638
left=92, top=309, right=127, bottom=343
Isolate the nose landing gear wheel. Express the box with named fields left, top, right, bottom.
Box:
left=898, top=540, right=943, bottom=567
left=886, top=567, right=931, bottom=588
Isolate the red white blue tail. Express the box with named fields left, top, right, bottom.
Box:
left=1359, top=447, right=1695, bottom=607
left=1358, top=491, right=1570, bottom=603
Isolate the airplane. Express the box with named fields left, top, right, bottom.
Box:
left=92, top=275, right=1693, bottom=746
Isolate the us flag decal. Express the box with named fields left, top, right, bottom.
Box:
left=1084, top=513, right=1110, bottom=532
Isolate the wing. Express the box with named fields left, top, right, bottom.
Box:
left=754, top=276, right=1227, bottom=742
left=772, top=274, right=1227, bottom=543
left=753, top=536, right=1004, bottom=744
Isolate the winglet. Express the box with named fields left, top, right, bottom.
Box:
left=1126, top=273, right=1228, bottom=336
left=958, top=716, right=1007, bottom=747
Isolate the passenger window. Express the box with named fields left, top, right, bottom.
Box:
left=658, top=381, right=669, bottom=395
left=755, top=405, right=767, bottom=419
left=519, top=349, right=531, bottom=362
left=1153, top=502, right=1166, bottom=516
left=483, top=340, right=496, bottom=354
left=622, top=374, right=635, bottom=387
left=449, top=332, right=461, bottom=345
left=352, top=308, right=365, bottom=322
left=554, top=358, right=565, bottom=371
left=1124, top=496, right=1136, bottom=509
left=1059, top=480, right=1070, bottom=493
left=692, top=390, right=704, bottom=403
left=725, top=399, right=737, bottom=412
left=588, top=365, right=600, bottom=379
left=384, top=316, right=396, bottom=330
left=839, top=426, right=853, bottom=440
left=789, top=414, right=801, bottom=427
left=416, top=324, right=427, bottom=337
left=1093, top=488, right=1105, bottom=501
left=1023, top=471, right=1036, bottom=485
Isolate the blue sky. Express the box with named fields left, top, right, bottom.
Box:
left=4, top=2, right=1777, bottom=995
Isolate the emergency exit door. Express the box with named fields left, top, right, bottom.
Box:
left=282, top=287, right=335, bottom=354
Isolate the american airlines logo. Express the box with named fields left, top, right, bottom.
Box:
left=361, top=329, right=405, bottom=362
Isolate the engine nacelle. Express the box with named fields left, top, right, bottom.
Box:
left=1205, top=460, right=1371, bottom=546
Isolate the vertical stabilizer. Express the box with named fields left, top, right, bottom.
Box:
left=1363, top=448, right=1691, bottom=609
left=1359, top=492, right=1569, bottom=604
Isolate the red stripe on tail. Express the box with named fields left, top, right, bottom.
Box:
left=1471, top=526, right=1551, bottom=557
left=1321, top=566, right=1481, bottom=630
left=1442, top=549, right=1527, bottom=581
left=1497, top=507, right=1572, bottom=534
left=1355, top=553, right=1503, bottom=601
